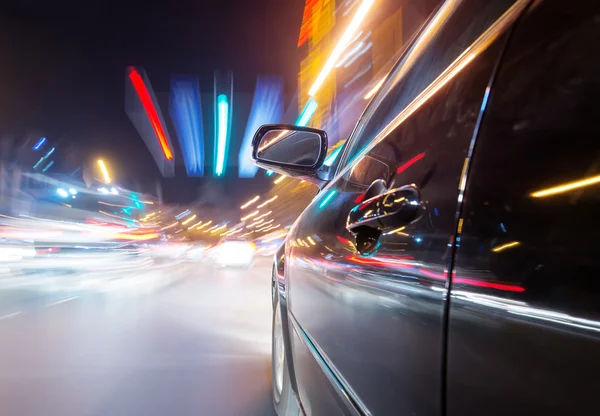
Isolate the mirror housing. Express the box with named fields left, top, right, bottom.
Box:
left=251, top=124, right=329, bottom=186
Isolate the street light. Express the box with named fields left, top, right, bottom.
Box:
left=97, top=159, right=111, bottom=184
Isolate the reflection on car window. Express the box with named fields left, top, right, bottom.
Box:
left=340, top=0, right=515, bottom=170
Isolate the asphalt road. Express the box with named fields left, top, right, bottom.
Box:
left=0, top=257, right=276, bottom=416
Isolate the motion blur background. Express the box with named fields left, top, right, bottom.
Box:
left=0, top=0, right=440, bottom=414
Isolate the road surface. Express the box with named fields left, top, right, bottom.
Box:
left=0, top=257, right=276, bottom=416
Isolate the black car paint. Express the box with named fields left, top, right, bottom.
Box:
left=264, top=0, right=600, bottom=414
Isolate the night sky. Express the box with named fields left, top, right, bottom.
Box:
left=0, top=0, right=304, bottom=203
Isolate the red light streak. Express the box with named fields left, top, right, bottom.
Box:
left=396, top=152, right=426, bottom=174
left=128, top=67, right=173, bottom=160
left=354, top=193, right=365, bottom=203
left=453, top=277, right=525, bottom=293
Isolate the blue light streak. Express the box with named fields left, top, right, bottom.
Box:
left=238, top=77, right=283, bottom=178
left=170, top=77, right=205, bottom=176
left=33, top=137, right=46, bottom=151
left=215, top=94, right=229, bottom=176
left=323, top=145, right=343, bottom=167
left=318, top=190, right=337, bottom=210
left=42, top=161, right=54, bottom=172
left=296, top=99, right=318, bottom=127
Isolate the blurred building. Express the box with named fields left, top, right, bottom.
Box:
left=297, top=0, right=441, bottom=146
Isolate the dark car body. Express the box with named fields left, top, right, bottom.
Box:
left=257, top=0, right=600, bottom=414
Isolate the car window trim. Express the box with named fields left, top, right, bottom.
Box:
left=325, top=0, right=531, bottom=193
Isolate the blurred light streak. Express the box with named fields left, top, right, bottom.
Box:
left=262, top=232, right=287, bottom=243
left=188, top=221, right=203, bottom=230
left=98, top=187, right=109, bottom=194
left=260, top=225, right=281, bottom=233
left=222, top=228, right=243, bottom=237
left=241, top=210, right=259, bottom=221
left=343, top=64, right=372, bottom=89
left=335, top=41, right=365, bottom=68
left=396, top=152, right=426, bottom=174
left=99, top=211, right=126, bottom=221
left=343, top=42, right=372, bottom=68
left=318, top=190, right=337, bottom=209
left=247, top=219, right=265, bottom=228
left=56, top=188, right=68, bottom=198
left=241, top=195, right=260, bottom=209
left=160, top=221, right=178, bottom=231
left=257, top=195, right=278, bottom=208
left=196, top=221, right=212, bottom=230
left=364, top=76, right=386, bottom=99
left=239, top=77, right=283, bottom=177
left=98, top=160, right=111, bottom=183
left=492, top=241, right=521, bottom=252
left=181, top=214, right=197, bottom=225
left=45, top=147, right=55, bottom=157
left=115, top=232, right=159, bottom=241
left=170, top=76, right=205, bottom=176
left=128, top=67, right=174, bottom=160
left=42, top=161, right=54, bottom=172
left=254, top=210, right=272, bottom=221
left=274, top=176, right=285, bottom=185
left=33, top=157, right=44, bottom=169
left=257, top=223, right=280, bottom=232
left=33, top=137, right=46, bottom=151
left=98, top=201, right=129, bottom=208
left=266, top=170, right=275, bottom=176
left=215, top=94, right=229, bottom=176
left=241, top=231, right=255, bottom=238
left=0, top=229, right=63, bottom=239
left=323, top=145, right=343, bottom=167
left=176, top=209, right=191, bottom=219
left=530, top=174, right=600, bottom=198
left=69, top=188, right=77, bottom=195
left=296, top=99, right=318, bottom=126
left=307, top=236, right=316, bottom=245
left=308, top=0, right=375, bottom=96
left=210, top=224, right=227, bottom=234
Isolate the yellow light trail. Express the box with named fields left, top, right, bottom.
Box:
left=530, top=174, right=600, bottom=198
left=257, top=195, right=278, bottom=208
left=210, top=224, right=227, bottom=234
left=274, top=176, right=285, bottom=184
left=97, top=160, right=111, bottom=184
left=247, top=219, right=264, bottom=228
left=308, top=0, right=375, bottom=96
left=241, top=210, right=259, bottom=221
left=196, top=221, right=211, bottom=230
left=182, top=214, right=197, bottom=225
left=254, top=210, right=272, bottom=221
left=188, top=220, right=202, bottom=230
left=262, top=232, right=287, bottom=243
left=241, top=195, right=260, bottom=209
left=160, top=221, right=178, bottom=231
left=306, top=236, right=316, bottom=246
left=492, top=241, right=521, bottom=253
left=364, top=76, right=386, bottom=100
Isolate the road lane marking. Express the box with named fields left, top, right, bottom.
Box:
left=46, top=296, right=79, bottom=307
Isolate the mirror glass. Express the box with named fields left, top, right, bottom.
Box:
left=257, top=129, right=321, bottom=167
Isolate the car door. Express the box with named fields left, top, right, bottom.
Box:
left=285, top=0, right=530, bottom=414
left=446, top=0, right=600, bottom=414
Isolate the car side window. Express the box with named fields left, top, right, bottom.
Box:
left=338, top=0, right=516, bottom=171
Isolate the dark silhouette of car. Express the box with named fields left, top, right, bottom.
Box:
left=252, top=0, right=600, bottom=414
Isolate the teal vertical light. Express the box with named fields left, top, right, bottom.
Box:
left=215, top=94, right=229, bottom=176
left=296, top=98, right=318, bottom=127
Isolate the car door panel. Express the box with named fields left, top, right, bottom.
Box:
left=447, top=0, right=600, bottom=414
left=287, top=14, right=514, bottom=415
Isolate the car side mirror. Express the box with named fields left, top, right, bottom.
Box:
left=251, top=124, right=328, bottom=185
